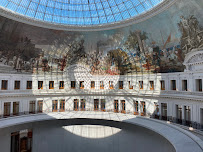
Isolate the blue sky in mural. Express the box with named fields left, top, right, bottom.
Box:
left=0, top=0, right=164, bottom=25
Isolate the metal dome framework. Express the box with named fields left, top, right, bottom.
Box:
left=0, top=0, right=164, bottom=25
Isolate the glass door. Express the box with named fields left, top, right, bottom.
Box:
left=94, top=99, right=99, bottom=111
left=60, top=100, right=65, bottom=112
left=121, top=100, right=125, bottom=113
left=4, top=102, right=11, bottom=117
left=114, top=100, right=119, bottom=113
left=13, top=102, right=19, bottom=115
left=74, top=99, right=79, bottom=111
left=101, top=99, right=105, bottom=112
left=80, top=99, right=86, bottom=111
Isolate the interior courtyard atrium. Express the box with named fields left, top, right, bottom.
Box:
left=0, top=0, right=203, bottom=151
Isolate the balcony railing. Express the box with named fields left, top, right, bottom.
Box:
left=1, top=109, right=203, bottom=132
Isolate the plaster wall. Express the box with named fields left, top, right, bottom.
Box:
left=32, top=124, right=175, bottom=152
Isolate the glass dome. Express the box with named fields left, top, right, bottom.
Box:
left=0, top=0, right=164, bottom=26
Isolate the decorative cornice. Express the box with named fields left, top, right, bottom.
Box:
left=0, top=91, right=202, bottom=102
left=0, top=0, right=178, bottom=31
left=183, top=49, right=203, bottom=72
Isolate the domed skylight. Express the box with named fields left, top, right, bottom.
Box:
left=0, top=0, right=164, bottom=25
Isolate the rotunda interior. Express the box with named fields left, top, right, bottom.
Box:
left=0, top=0, right=203, bottom=152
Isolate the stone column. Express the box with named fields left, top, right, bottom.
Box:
left=159, top=102, right=162, bottom=120
left=0, top=101, right=2, bottom=117
left=188, top=73, right=194, bottom=92
left=35, top=100, right=38, bottom=113
left=58, top=100, right=60, bottom=112
left=138, top=101, right=141, bottom=116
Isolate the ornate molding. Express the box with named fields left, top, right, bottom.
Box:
left=0, top=0, right=178, bottom=31
left=183, top=48, right=203, bottom=72
left=0, top=91, right=203, bottom=102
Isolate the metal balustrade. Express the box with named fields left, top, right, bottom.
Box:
left=1, top=108, right=203, bottom=132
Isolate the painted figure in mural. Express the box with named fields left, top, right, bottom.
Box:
left=60, top=56, right=67, bottom=71
left=65, top=39, right=86, bottom=66
left=178, top=15, right=203, bottom=53
left=4, top=52, right=10, bottom=65
left=125, top=30, right=148, bottom=57
left=13, top=55, right=17, bottom=69
left=107, top=49, right=132, bottom=75
left=16, top=56, right=22, bottom=72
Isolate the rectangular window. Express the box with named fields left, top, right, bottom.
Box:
left=171, top=80, right=176, bottom=90
left=196, top=79, right=202, bottom=91
left=29, top=101, right=35, bottom=114
left=71, top=81, right=76, bottom=89
left=134, top=101, right=139, bottom=115
left=38, top=81, right=43, bottom=89
left=184, top=106, right=191, bottom=126
left=114, top=100, right=119, bottom=113
left=100, top=81, right=104, bottom=89
left=94, top=99, right=99, bottom=111
left=1, top=80, right=8, bottom=90
left=91, top=81, right=95, bottom=89
left=80, top=99, right=86, bottom=111
left=14, top=81, right=20, bottom=90
left=49, top=81, right=54, bottom=89
left=119, top=81, right=123, bottom=89
left=200, top=109, right=203, bottom=127
left=26, top=81, right=32, bottom=89
left=140, top=101, right=146, bottom=116
left=139, top=81, right=143, bottom=90
left=161, top=103, right=167, bottom=120
left=11, top=132, right=20, bottom=152
left=160, top=80, right=165, bottom=90
left=74, top=99, right=79, bottom=111
left=4, top=102, right=11, bottom=117
left=154, top=102, right=159, bottom=119
left=109, top=81, right=113, bottom=89
left=13, top=102, right=19, bottom=115
left=176, top=105, right=182, bottom=124
left=101, top=99, right=105, bottom=111
left=80, top=81, right=84, bottom=89
left=121, top=100, right=126, bottom=113
left=182, top=80, right=187, bottom=91
left=149, top=81, right=154, bottom=90
left=37, top=100, right=43, bottom=113
left=129, top=81, right=133, bottom=89
left=11, top=129, right=33, bottom=152
left=60, top=99, right=65, bottom=112
left=52, top=100, right=58, bottom=112
left=59, top=81, right=64, bottom=89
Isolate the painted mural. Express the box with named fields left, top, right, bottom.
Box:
left=0, top=0, right=202, bottom=75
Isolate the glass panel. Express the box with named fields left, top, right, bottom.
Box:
left=0, top=0, right=164, bottom=25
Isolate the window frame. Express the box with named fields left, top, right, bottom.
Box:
left=14, top=80, right=20, bottom=90
left=59, top=81, right=64, bottom=89
left=109, top=81, right=114, bottom=89
left=38, top=81, right=43, bottom=90
left=119, top=81, right=123, bottom=89
left=1, top=80, right=8, bottom=90
left=26, top=81, right=32, bottom=89
left=160, top=80, right=165, bottom=90
left=100, top=81, right=104, bottom=89
left=149, top=81, right=154, bottom=90
left=139, top=81, right=143, bottom=90
left=91, top=81, right=95, bottom=89
left=49, top=81, right=54, bottom=89
left=71, top=81, right=76, bottom=89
